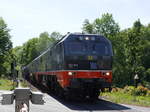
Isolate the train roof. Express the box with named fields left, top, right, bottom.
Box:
left=58, top=33, right=107, bottom=43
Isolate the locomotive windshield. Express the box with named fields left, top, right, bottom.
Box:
left=67, top=42, right=86, bottom=54
left=65, top=41, right=112, bottom=55
left=92, top=43, right=109, bottom=55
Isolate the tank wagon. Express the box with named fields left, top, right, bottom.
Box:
left=23, top=33, right=113, bottom=100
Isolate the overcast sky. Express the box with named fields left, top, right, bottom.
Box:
left=0, top=0, right=149, bottom=47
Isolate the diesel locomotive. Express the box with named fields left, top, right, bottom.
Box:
left=23, top=33, right=113, bottom=100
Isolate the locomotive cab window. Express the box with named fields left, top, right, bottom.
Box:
left=93, top=43, right=109, bottom=55
left=66, top=42, right=86, bottom=54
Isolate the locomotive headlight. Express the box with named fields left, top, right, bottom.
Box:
left=103, top=72, right=110, bottom=76
left=85, top=37, right=89, bottom=40
left=68, top=72, right=73, bottom=76
left=106, top=72, right=110, bottom=76
left=68, top=72, right=76, bottom=76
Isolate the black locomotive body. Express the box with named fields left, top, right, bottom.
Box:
left=23, top=33, right=113, bottom=100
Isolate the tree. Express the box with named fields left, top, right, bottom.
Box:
left=21, top=38, right=39, bottom=65
left=93, top=13, right=120, bottom=38
left=50, top=31, right=62, bottom=40
left=82, top=19, right=94, bottom=34
left=112, top=31, right=128, bottom=86
left=17, top=32, right=58, bottom=66
left=37, top=32, right=52, bottom=54
left=124, top=20, right=144, bottom=82
left=0, top=17, right=12, bottom=56
left=0, top=17, right=12, bottom=76
left=82, top=13, right=120, bottom=37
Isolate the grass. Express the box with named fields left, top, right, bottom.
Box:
left=20, top=80, right=28, bottom=87
left=101, top=92, right=150, bottom=107
left=0, top=78, right=16, bottom=90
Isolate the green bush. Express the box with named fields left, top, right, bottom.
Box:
left=111, top=87, right=122, bottom=92
left=122, top=85, right=149, bottom=96
left=136, top=86, right=148, bottom=96
left=143, top=81, right=150, bottom=89
left=122, top=86, right=135, bottom=95
left=21, top=81, right=28, bottom=87
left=0, top=78, right=14, bottom=90
left=147, top=90, right=150, bottom=96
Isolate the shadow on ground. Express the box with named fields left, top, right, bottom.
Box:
left=47, top=92, right=131, bottom=111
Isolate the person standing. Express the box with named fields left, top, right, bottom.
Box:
left=134, top=73, right=139, bottom=87
left=20, top=102, right=28, bottom=112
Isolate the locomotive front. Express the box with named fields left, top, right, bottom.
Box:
left=62, top=34, right=113, bottom=99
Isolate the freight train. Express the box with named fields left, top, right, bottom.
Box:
left=22, top=33, right=113, bottom=100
